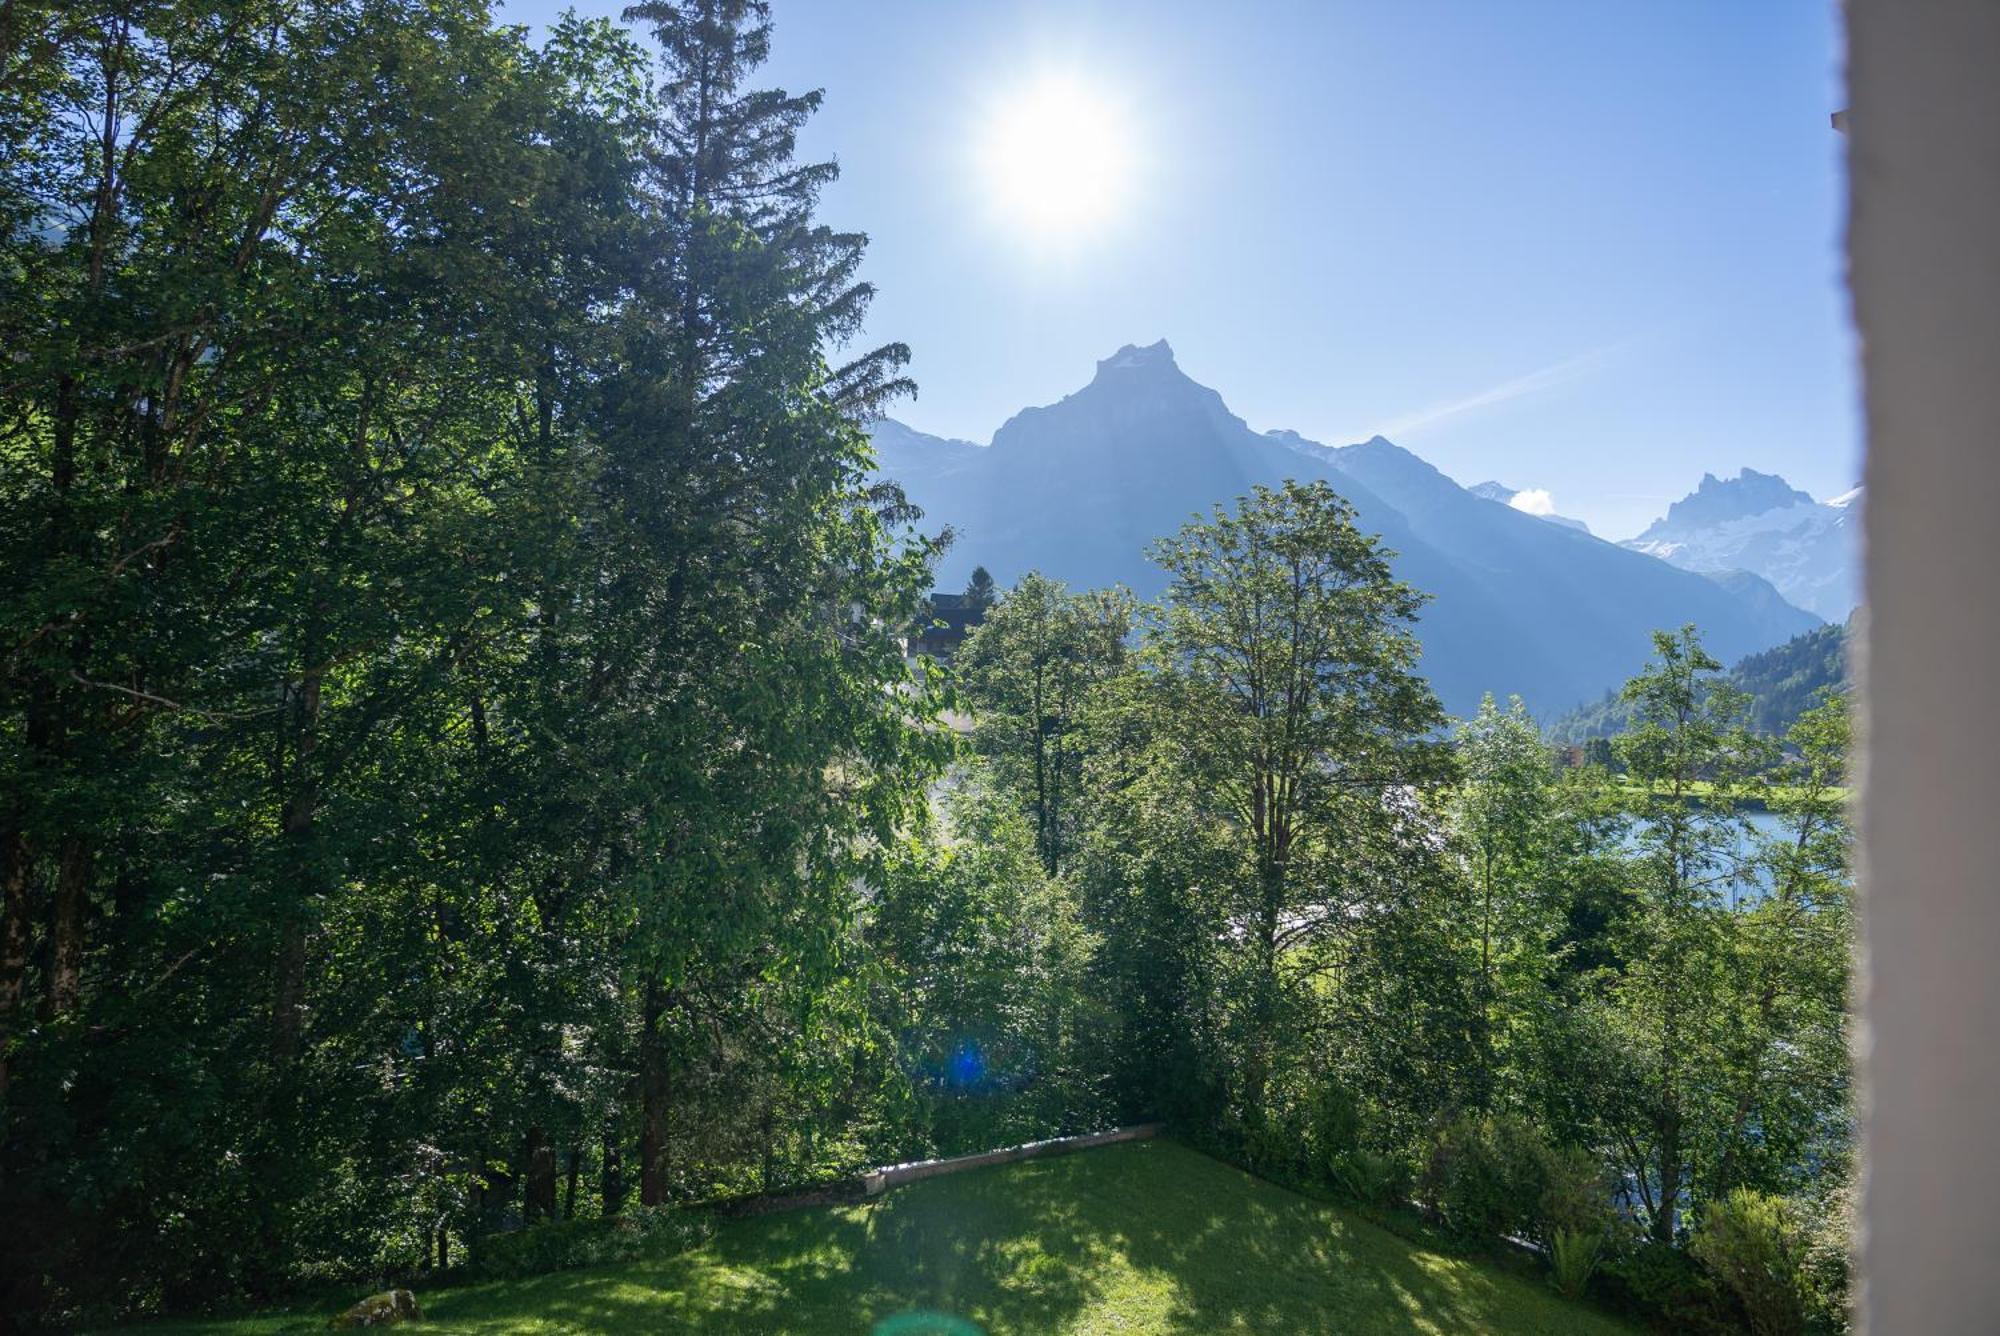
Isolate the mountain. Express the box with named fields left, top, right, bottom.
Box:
left=1622, top=469, right=1860, bottom=621
left=868, top=417, right=983, bottom=490
left=1551, top=618, right=1851, bottom=742
left=1467, top=480, right=1592, bottom=533
left=870, top=340, right=1820, bottom=717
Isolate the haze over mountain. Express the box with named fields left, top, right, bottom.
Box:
left=871, top=341, right=1820, bottom=716
left=1622, top=469, right=1860, bottom=621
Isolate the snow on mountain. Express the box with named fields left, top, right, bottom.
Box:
left=1622, top=469, right=1860, bottom=621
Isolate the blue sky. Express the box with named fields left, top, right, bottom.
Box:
left=502, top=0, right=1857, bottom=539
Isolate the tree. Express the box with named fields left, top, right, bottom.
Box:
left=603, top=0, right=940, bottom=1207
left=963, top=565, right=997, bottom=613
left=0, top=2, right=948, bottom=1319
left=956, top=573, right=1133, bottom=876
left=1603, top=626, right=1763, bottom=1242
left=1143, top=480, right=1446, bottom=1128
left=1708, top=692, right=1853, bottom=1201
left=1445, top=695, right=1564, bottom=1112
left=867, top=772, right=1107, bottom=1155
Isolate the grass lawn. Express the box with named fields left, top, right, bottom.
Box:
left=1608, top=777, right=1850, bottom=807
left=131, top=1139, right=1632, bottom=1335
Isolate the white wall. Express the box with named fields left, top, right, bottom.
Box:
left=1847, top=2, right=2000, bottom=1329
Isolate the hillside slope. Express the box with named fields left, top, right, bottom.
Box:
left=1552, top=619, right=1851, bottom=741
left=137, top=1140, right=1631, bottom=1335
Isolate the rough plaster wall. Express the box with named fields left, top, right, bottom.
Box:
left=1847, top=1, right=2000, bottom=1330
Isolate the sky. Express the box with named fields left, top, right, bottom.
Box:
left=500, top=0, right=1858, bottom=540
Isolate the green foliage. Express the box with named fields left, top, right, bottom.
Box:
left=1536, top=1145, right=1615, bottom=1248
left=962, top=565, right=998, bottom=613
left=1549, top=1227, right=1603, bottom=1300
left=1446, top=695, right=1568, bottom=1112
left=1601, top=1239, right=1741, bottom=1333
left=1329, top=1149, right=1416, bottom=1213
left=1418, top=1114, right=1545, bottom=1243
left=1551, top=619, right=1849, bottom=742
left=466, top=1205, right=711, bottom=1282
left=1143, top=481, right=1447, bottom=1133
left=1798, top=1177, right=1855, bottom=1334
left=956, top=573, right=1133, bottom=877
left=0, top=1, right=943, bottom=1325
left=1690, top=1190, right=1809, bottom=1336
left=866, top=774, right=1111, bottom=1155
left=1417, top=1114, right=1613, bottom=1253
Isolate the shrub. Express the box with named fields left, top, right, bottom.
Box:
left=1798, top=1178, right=1854, bottom=1334
left=1328, top=1149, right=1413, bottom=1212
left=1689, top=1189, right=1809, bottom=1336
left=1599, top=1238, right=1742, bottom=1334
left=467, top=1206, right=712, bottom=1281
left=1549, top=1227, right=1601, bottom=1300
left=1418, top=1114, right=1547, bottom=1242
left=1532, top=1144, right=1613, bottom=1248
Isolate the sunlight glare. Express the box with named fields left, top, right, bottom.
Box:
left=978, top=73, right=1135, bottom=239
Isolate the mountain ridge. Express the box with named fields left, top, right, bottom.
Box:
left=870, top=342, right=1820, bottom=716
left=1622, top=467, right=1859, bottom=620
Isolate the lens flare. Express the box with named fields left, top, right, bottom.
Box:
left=977, top=72, right=1136, bottom=239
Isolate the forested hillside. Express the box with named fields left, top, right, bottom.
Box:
left=1553, top=619, right=1851, bottom=741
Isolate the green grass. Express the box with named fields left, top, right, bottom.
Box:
left=1609, top=777, right=1850, bottom=808
left=132, top=1140, right=1631, bottom=1335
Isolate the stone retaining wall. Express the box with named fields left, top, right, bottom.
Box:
left=859, top=1123, right=1165, bottom=1196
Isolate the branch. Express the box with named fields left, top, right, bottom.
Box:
left=69, top=671, right=276, bottom=722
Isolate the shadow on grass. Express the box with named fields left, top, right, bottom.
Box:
left=140, top=1140, right=1626, bottom=1334
left=1097, top=1147, right=1622, bottom=1334
left=412, top=1154, right=1113, bottom=1334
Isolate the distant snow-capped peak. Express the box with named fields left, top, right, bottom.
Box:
left=1622, top=469, right=1859, bottom=621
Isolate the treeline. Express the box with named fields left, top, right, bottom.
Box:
left=1, top=1, right=952, bottom=1324
left=940, top=499, right=1855, bottom=1332
left=1553, top=617, right=1851, bottom=743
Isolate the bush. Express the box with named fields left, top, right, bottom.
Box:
left=1689, top=1189, right=1809, bottom=1336
left=1532, top=1143, right=1613, bottom=1248
left=1418, top=1114, right=1549, bottom=1243
left=1328, top=1149, right=1413, bottom=1212
left=1549, top=1227, right=1601, bottom=1300
left=467, top=1206, right=712, bottom=1281
left=1599, top=1238, right=1742, bottom=1334
left=1796, top=1175, right=1853, bottom=1334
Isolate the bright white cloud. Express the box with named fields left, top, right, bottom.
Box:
left=1509, top=488, right=1557, bottom=517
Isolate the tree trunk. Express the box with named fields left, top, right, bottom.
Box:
left=47, top=836, right=87, bottom=1016
left=524, top=1126, right=558, bottom=1222
left=0, top=828, right=32, bottom=1095
left=601, top=1124, right=626, bottom=1217
left=1243, top=859, right=1284, bottom=1126
left=563, top=1147, right=582, bottom=1220
left=638, top=982, right=671, bottom=1206
left=478, top=1164, right=516, bottom=1235
left=1655, top=1120, right=1682, bottom=1244
left=272, top=666, right=322, bottom=1062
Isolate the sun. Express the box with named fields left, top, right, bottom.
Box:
left=977, top=73, right=1135, bottom=239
